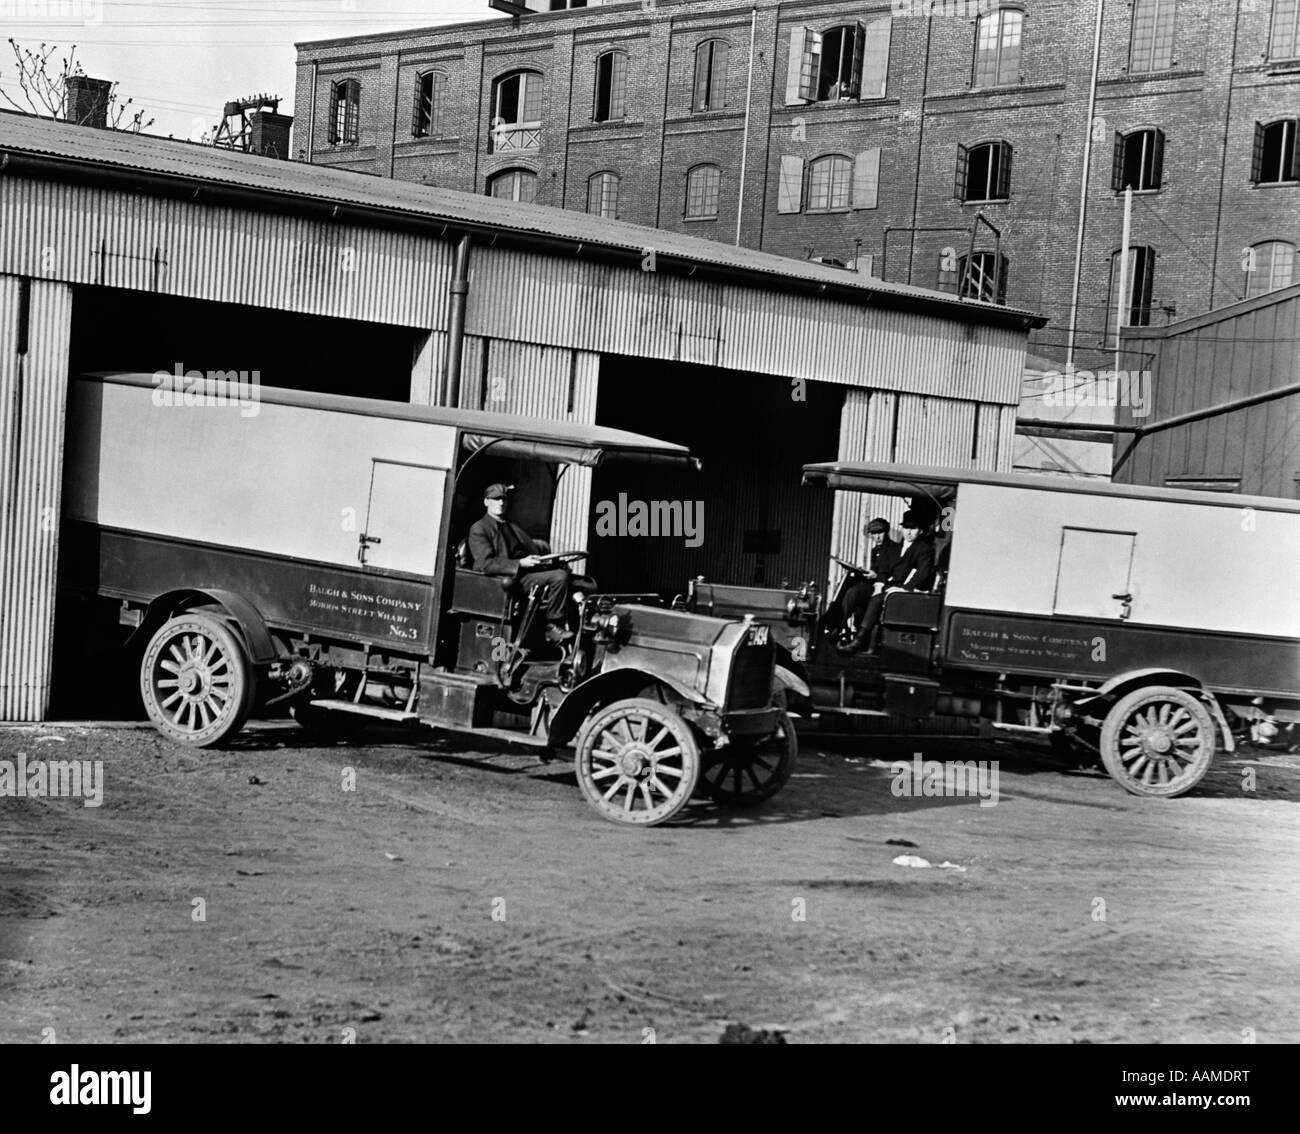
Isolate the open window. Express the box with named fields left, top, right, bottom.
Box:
left=594, top=50, right=628, bottom=122
left=412, top=71, right=447, bottom=139
left=958, top=252, right=1008, bottom=305
left=1107, top=245, right=1156, bottom=343
left=1252, top=118, right=1300, bottom=184
left=784, top=19, right=890, bottom=105
left=329, top=78, right=360, bottom=144
left=955, top=140, right=1012, bottom=202
left=1112, top=127, right=1165, bottom=192
left=490, top=69, right=543, bottom=153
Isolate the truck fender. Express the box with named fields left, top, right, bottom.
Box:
left=129, top=588, right=277, bottom=665
left=547, top=668, right=708, bottom=748
left=774, top=665, right=810, bottom=699
left=1074, top=668, right=1234, bottom=754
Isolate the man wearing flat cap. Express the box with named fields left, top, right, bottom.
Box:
left=849, top=510, right=935, bottom=654
left=840, top=517, right=900, bottom=636
left=468, top=483, right=573, bottom=644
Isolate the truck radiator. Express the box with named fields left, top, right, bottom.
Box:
left=727, top=642, right=774, bottom=711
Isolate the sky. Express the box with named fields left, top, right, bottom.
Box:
left=0, top=0, right=498, bottom=140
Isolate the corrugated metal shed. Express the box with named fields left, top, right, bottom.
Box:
left=1116, top=283, right=1300, bottom=499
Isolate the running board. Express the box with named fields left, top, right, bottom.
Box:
left=308, top=699, right=419, bottom=723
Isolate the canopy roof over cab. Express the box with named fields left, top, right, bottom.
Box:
left=83, top=372, right=698, bottom=470
left=802, top=460, right=1300, bottom=513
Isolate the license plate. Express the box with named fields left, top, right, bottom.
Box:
left=746, top=624, right=770, bottom=646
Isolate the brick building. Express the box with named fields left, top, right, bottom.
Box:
left=295, top=0, right=1300, bottom=460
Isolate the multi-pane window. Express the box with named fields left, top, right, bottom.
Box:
left=807, top=155, right=852, bottom=212
left=973, top=8, right=1023, bottom=88
left=1107, top=245, right=1156, bottom=343
left=1252, top=118, right=1300, bottom=183
left=412, top=71, right=447, bottom=139
left=490, top=70, right=544, bottom=153
left=693, top=39, right=729, bottom=112
left=488, top=168, right=537, bottom=204
left=685, top=164, right=721, bottom=219
left=777, top=149, right=880, bottom=213
left=1112, top=128, right=1165, bottom=191
left=587, top=171, right=620, bottom=219
left=594, top=50, right=628, bottom=122
left=955, top=140, right=1013, bottom=202
left=1130, top=0, right=1176, bottom=74
left=1243, top=240, right=1296, bottom=298
left=957, top=252, right=1009, bottom=304
left=329, top=78, right=360, bottom=144
left=785, top=20, right=891, bottom=104
left=1270, top=0, right=1300, bottom=60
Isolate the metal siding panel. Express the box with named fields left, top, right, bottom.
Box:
left=0, top=278, right=73, bottom=721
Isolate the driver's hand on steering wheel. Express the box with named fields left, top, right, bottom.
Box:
left=519, top=554, right=543, bottom=569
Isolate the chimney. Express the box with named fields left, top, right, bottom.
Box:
left=249, top=111, right=293, bottom=159
left=65, top=75, right=112, bottom=129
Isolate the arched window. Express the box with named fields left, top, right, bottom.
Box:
left=487, top=168, right=537, bottom=204
left=1112, top=127, right=1165, bottom=192
left=685, top=164, right=720, bottom=219
left=818, top=25, right=860, bottom=101
left=489, top=70, right=544, bottom=153
left=1243, top=240, right=1296, bottom=298
left=807, top=154, right=852, bottom=212
left=594, top=50, right=628, bottom=122
left=957, top=252, right=1009, bottom=305
left=1107, top=245, right=1156, bottom=343
left=1252, top=118, right=1300, bottom=184
left=412, top=71, right=448, bottom=139
left=1130, top=0, right=1176, bottom=74
left=973, top=7, right=1023, bottom=88
left=785, top=21, right=890, bottom=105
left=955, top=140, right=1012, bottom=202
left=329, top=78, right=360, bottom=144
left=693, top=39, right=729, bottom=112
left=587, top=171, right=620, bottom=219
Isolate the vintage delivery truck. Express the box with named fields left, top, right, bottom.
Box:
left=688, top=460, right=1300, bottom=798
left=58, top=373, right=800, bottom=827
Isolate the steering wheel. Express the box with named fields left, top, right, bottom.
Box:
left=832, top=555, right=870, bottom=575
left=536, top=550, right=588, bottom=566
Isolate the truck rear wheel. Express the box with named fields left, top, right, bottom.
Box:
left=140, top=612, right=253, bottom=747
left=1099, top=686, right=1215, bottom=798
left=574, top=698, right=700, bottom=827
left=700, top=711, right=797, bottom=806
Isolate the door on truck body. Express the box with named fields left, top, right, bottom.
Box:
left=360, top=460, right=447, bottom=576
left=1053, top=527, right=1135, bottom=620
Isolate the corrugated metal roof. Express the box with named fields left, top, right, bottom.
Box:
left=0, top=112, right=1044, bottom=329
left=802, top=460, right=1300, bottom=512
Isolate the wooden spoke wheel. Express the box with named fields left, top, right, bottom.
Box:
left=574, top=698, right=700, bottom=826
left=700, top=710, right=798, bottom=806
left=140, top=613, right=253, bottom=747
left=1100, top=686, right=1216, bottom=798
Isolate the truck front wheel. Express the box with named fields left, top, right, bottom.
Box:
left=140, top=612, right=253, bottom=747
left=574, top=698, right=700, bottom=826
left=1099, top=685, right=1215, bottom=798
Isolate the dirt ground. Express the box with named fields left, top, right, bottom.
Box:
left=2, top=719, right=1298, bottom=1044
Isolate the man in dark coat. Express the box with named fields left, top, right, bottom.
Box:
left=840, top=517, right=901, bottom=634
left=467, top=483, right=572, bottom=643
left=849, top=510, right=936, bottom=654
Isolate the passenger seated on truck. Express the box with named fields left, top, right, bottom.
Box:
left=467, top=483, right=573, bottom=645
left=840, top=517, right=900, bottom=635
left=847, top=510, right=936, bottom=655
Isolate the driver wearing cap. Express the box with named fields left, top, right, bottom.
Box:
left=468, top=483, right=573, bottom=644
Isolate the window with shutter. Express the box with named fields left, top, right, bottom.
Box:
left=995, top=141, right=1013, bottom=199
left=1254, top=118, right=1299, bottom=183
left=958, top=141, right=1011, bottom=202
left=1107, top=245, right=1156, bottom=343
left=954, top=143, right=969, bottom=201
left=694, top=40, right=729, bottom=112
left=852, top=148, right=880, bottom=210
left=777, top=154, right=805, bottom=213
left=330, top=79, right=360, bottom=144
left=412, top=71, right=447, bottom=138
left=861, top=18, right=891, bottom=99
left=1114, top=128, right=1165, bottom=191
left=817, top=26, right=860, bottom=101
left=594, top=51, right=628, bottom=122
left=808, top=155, right=852, bottom=211
left=785, top=26, right=820, bottom=105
